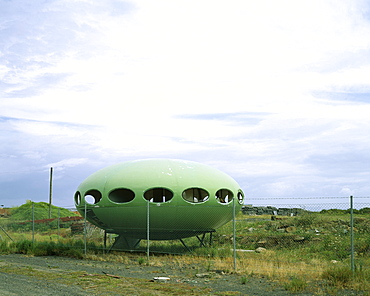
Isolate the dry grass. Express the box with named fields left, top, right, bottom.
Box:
left=2, top=211, right=370, bottom=294
left=86, top=249, right=329, bottom=281
left=85, top=249, right=370, bottom=294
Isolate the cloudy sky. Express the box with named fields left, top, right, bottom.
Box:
left=1, top=0, right=370, bottom=208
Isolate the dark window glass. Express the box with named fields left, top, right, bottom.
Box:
left=237, top=190, right=244, bottom=204
left=74, top=191, right=81, bottom=205
left=215, top=189, right=233, bottom=204
left=182, top=188, right=209, bottom=203
left=108, top=188, right=135, bottom=203
left=84, top=189, right=102, bottom=204
left=144, top=188, right=173, bottom=203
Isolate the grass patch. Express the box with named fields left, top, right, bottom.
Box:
left=322, top=265, right=353, bottom=287
left=284, top=277, right=307, bottom=292
left=322, top=264, right=370, bottom=292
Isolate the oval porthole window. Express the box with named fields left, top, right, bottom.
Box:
left=144, top=188, right=173, bottom=203
left=215, top=189, right=234, bottom=204
left=74, top=191, right=81, bottom=205
left=182, top=188, right=209, bottom=203
left=84, top=189, right=102, bottom=204
left=108, top=188, right=135, bottom=203
left=237, top=190, right=244, bottom=205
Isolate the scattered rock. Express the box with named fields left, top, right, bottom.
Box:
left=285, top=226, right=296, bottom=233
left=255, top=247, right=266, bottom=253
left=234, top=249, right=255, bottom=252
left=195, top=273, right=211, bottom=278
left=257, top=240, right=266, bottom=246
left=153, top=277, right=170, bottom=282
left=213, top=270, right=226, bottom=274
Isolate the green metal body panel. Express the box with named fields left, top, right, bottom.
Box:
left=74, top=159, right=243, bottom=240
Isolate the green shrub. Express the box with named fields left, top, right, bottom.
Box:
left=32, top=241, right=59, bottom=256
left=240, top=276, right=248, bottom=285
left=137, top=257, right=146, bottom=265
left=10, top=202, right=78, bottom=221
left=15, top=240, right=34, bottom=254
left=60, top=248, right=83, bottom=259
left=322, top=263, right=370, bottom=293
left=8, top=239, right=89, bottom=259
left=322, top=266, right=353, bottom=287
left=293, top=213, right=318, bottom=228
left=358, top=207, right=370, bottom=215
left=284, top=277, right=307, bottom=292
left=355, top=236, right=370, bottom=255
left=0, top=240, right=12, bottom=254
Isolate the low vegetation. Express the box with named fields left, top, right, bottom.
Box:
left=1, top=203, right=369, bottom=295
left=9, top=201, right=78, bottom=221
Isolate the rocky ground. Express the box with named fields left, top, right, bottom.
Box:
left=0, top=254, right=362, bottom=295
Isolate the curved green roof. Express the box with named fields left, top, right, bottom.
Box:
left=75, top=159, right=244, bottom=240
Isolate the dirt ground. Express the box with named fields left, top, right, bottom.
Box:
left=0, top=254, right=358, bottom=295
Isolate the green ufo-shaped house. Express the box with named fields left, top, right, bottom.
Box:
left=74, top=159, right=244, bottom=249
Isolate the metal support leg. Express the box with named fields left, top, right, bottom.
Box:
left=103, top=231, right=107, bottom=254
left=179, top=238, right=192, bottom=252
left=0, top=225, right=13, bottom=242
left=196, top=233, right=207, bottom=247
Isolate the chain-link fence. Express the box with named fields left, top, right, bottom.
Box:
left=1, top=197, right=369, bottom=276
left=237, top=196, right=370, bottom=273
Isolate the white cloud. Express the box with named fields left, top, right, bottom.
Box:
left=340, top=187, right=355, bottom=196
left=46, top=158, right=89, bottom=170
left=1, top=0, right=370, bottom=206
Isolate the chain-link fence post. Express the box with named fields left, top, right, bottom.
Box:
left=350, top=195, right=355, bottom=272
left=146, top=200, right=150, bottom=263
left=232, top=196, right=237, bottom=271
left=57, top=207, right=60, bottom=237
left=84, top=202, right=87, bottom=255
left=32, top=202, right=35, bottom=245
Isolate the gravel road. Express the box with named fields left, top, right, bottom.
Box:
left=0, top=254, right=337, bottom=295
